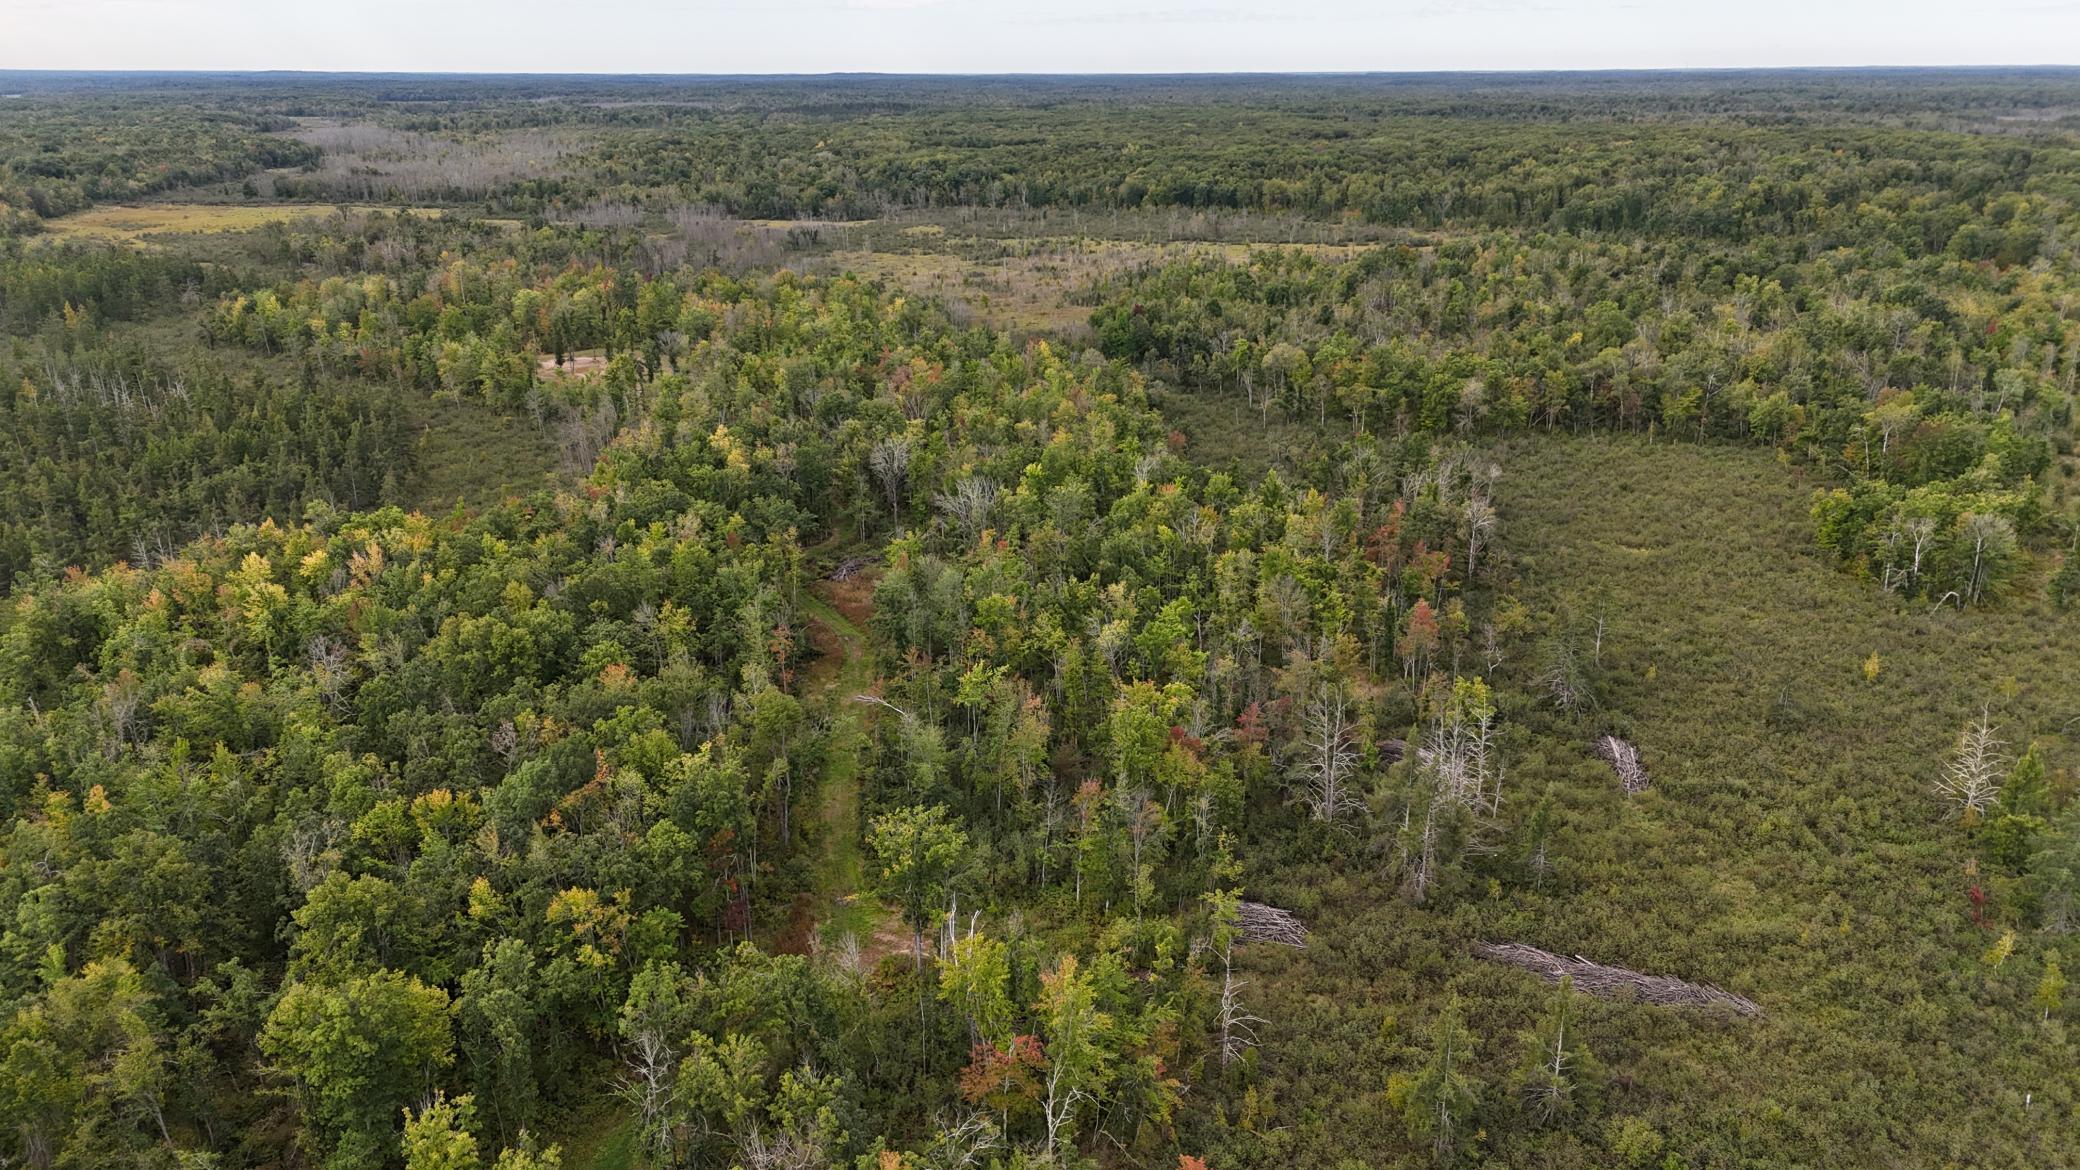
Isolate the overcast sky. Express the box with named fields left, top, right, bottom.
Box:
left=3, top=0, right=2076, bottom=74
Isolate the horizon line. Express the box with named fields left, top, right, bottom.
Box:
left=4, top=64, right=2080, bottom=80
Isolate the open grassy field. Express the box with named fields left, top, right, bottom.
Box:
left=405, top=394, right=562, bottom=511
left=812, top=234, right=1368, bottom=336
left=1226, top=433, right=2080, bottom=1168
left=38, top=201, right=443, bottom=243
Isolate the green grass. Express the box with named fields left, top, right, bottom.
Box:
left=1148, top=383, right=1351, bottom=483
left=798, top=588, right=889, bottom=949
left=548, top=1101, right=639, bottom=1170
left=405, top=395, right=561, bottom=512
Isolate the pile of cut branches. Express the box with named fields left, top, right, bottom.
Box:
left=1596, top=735, right=1650, bottom=795
left=829, top=554, right=881, bottom=581
left=1473, top=942, right=1760, bottom=1017
left=1237, top=900, right=1308, bottom=947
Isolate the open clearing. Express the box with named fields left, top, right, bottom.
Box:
left=1237, top=433, right=2080, bottom=1166
left=813, top=235, right=1368, bottom=335
left=39, top=201, right=444, bottom=243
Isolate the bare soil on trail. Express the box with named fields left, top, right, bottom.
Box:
left=537, top=352, right=609, bottom=379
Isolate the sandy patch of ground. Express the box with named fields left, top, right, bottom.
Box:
left=538, top=352, right=610, bottom=379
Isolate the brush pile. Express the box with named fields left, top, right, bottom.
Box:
left=1596, top=735, right=1650, bottom=795
left=1236, top=901, right=1309, bottom=947
left=829, top=555, right=880, bottom=581
left=1473, top=941, right=1760, bottom=1017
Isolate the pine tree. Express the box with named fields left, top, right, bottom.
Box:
left=1523, top=788, right=1556, bottom=886
left=1513, top=977, right=1601, bottom=1128
left=1401, top=996, right=1482, bottom=1163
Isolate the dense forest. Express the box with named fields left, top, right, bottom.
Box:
left=1, top=70, right=2078, bottom=1170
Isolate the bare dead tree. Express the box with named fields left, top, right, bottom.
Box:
left=829, top=554, right=881, bottom=582
left=1937, top=708, right=2007, bottom=818
left=1465, top=494, right=1497, bottom=581
left=1217, top=949, right=1264, bottom=1069
left=1963, top=513, right=2017, bottom=606
left=737, top=1121, right=827, bottom=1170
left=488, top=718, right=519, bottom=763
left=1426, top=688, right=1501, bottom=815
left=934, top=475, right=999, bottom=541
left=618, top=1003, right=680, bottom=1166
left=282, top=817, right=346, bottom=894
left=1040, top=1068, right=1091, bottom=1159
left=1535, top=637, right=1592, bottom=714
left=1522, top=1006, right=1576, bottom=1125
left=920, top=1109, right=1003, bottom=1170
left=1292, top=688, right=1363, bottom=825
left=869, top=435, right=913, bottom=520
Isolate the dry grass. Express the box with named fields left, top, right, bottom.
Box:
left=39, top=202, right=442, bottom=245
left=812, top=235, right=1366, bottom=336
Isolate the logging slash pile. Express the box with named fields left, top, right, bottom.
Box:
left=828, top=555, right=880, bottom=581
left=1473, top=941, right=1761, bottom=1017
left=1236, top=900, right=1309, bottom=947
left=1596, top=735, right=1650, bottom=795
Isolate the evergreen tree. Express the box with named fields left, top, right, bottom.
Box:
left=1399, top=996, right=1482, bottom=1164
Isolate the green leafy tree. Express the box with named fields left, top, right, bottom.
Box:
left=0, top=958, right=170, bottom=1168
left=939, top=932, right=1016, bottom=1048
left=457, top=940, right=540, bottom=1145
left=260, top=970, right=454, bottom=1170
left=868, top=803, right=970, bottom=970
left=2036, top=955, right=2066, bottom=1023
left=2029, top=805, right=2080, bottom=932
left=402, top=1092, right=482, bottom=1170
left=1985, top=744, right=2049, bottom=871
left=676, top=1031, right=770, bottom=1159
left=1036, top=953, right=1118, bottom=1156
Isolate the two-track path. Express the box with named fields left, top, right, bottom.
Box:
left=774, top=572, right=909, bottom=965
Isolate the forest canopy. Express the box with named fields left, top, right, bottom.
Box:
left=1, top=69, right=2078, bottom=1170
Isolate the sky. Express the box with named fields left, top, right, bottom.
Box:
left=2, top=0, right=2076, bottom=74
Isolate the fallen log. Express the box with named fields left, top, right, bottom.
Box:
left=1472, top=941, right=1760, bottom=1018
left=1596, top=734, right=1649, bottom=796
left=1236, top=900, right=1308, bottom=948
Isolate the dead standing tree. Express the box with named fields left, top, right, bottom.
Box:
left=1472, top=942, right=1761, bottom=1018
left=1595, top=735, right=1649, bottom=796
left=1936, top=708, right=2006, bottom=819
left=1293, top=688, right=1363, bottom=825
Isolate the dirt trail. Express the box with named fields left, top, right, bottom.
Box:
left=775, top=573, right=910, bottom=968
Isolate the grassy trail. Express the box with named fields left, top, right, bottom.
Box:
left=792, top=584, right=890, bottom=951
left=557, top=578, right=886, bottom=1168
